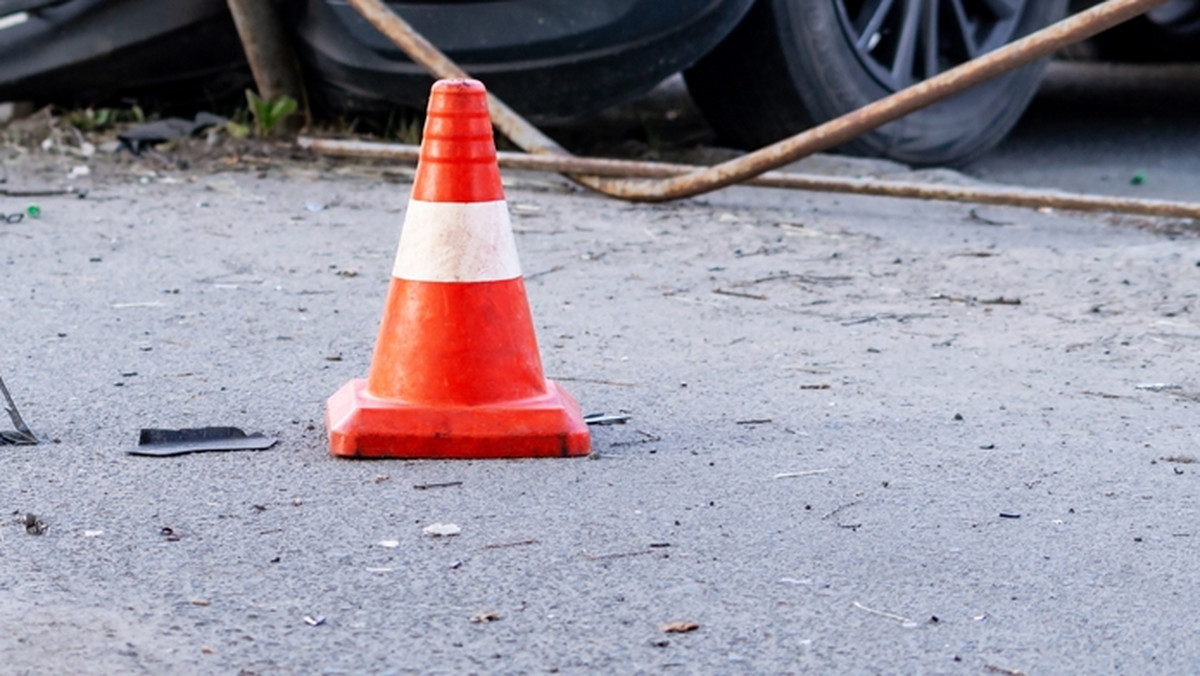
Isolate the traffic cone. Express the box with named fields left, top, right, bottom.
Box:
left=326, top=79, right=590, bottom=459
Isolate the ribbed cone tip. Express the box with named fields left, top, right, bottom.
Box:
left=413, top=79, right=504, bottom=203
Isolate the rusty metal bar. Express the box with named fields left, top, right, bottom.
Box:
left=344, top=0, right=1172, bottom=203
left=226, top=0, right=309, bottom=130
left=343, top=0, right=568, bottom=157
left=298, top=137, right=1200, bottom=220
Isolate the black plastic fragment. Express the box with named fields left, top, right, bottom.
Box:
left=130, top=426, right=277, bottom=457
left=583, top=412, right=631, bottom=426
left=117, top=112, right=227, bottom=154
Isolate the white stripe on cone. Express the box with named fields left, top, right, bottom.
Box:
left=391, top=200, right=522, bottom=282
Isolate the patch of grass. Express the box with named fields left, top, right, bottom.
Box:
left=64, top=105, right=145, bottom=132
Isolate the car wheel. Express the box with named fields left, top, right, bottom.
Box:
left=684, top=0, right=1069, bottom=166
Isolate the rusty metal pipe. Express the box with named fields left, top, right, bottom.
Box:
left=225, top=0, right=309, bottom=129
left=343, top=0, right=1173, bottom=203
left=342, top=0, right=568, bottom=157
left=298, top=137, right=1200, bottom=220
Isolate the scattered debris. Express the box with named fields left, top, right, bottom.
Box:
left=841, top=312, right=936, bottom=326
left=423, top=523, right=461, bottom=537
left=736, top=418, right=772, bottom=425
left=525, top=264, right=565, bottom=281
left=798, top=383, right=831, bottom=390
left=660, top=621, right=699, bottom=634
left=470, top=611, right=502, bottom=623
left=129, top=427, right=278, bottom=457
left=985, top=664, right=1028, bottom=676
left=117, top=112, right=227, bottom=154
left=23, top=513, right=46, bottom=535
left=551, top=376, right=636, bottom=387
left=967, top=208, right=1013, bottom=226
left=713, top=288, right=766, bottom=301
left=853, top=601, right=915, bottom=626
left=582, top=549, right=657, bottom=561
left=304, top=615, right=326, bottom=627
left=999, top=512, right=1022, bottom=519
left=773, top=468, right=832, bottom=479
left=1130, top=170, right=1148, bottom=186
left=1136, top=383, right=1181, bottom=392
left=1081, top=390, right=1125, bottom=399
left=161, top=527, right=181, bottom=541
left=483, top=539, right=538, bottom=550
left=608, top=430, right=662, bottom=448
left=583, top=412, right=631, bottom=426
left=821, top=500, right=861, bottom=521
left=930, top=293, right=1020, bottom=306
left=1162, top=456, right=1199, bottom=464
left=0, top=376, right=38, bottom=445
left=413, top=481, right=463, bottom=490
left=191, top=599, right=211, bottom=606
left=83, top=529, right=104, bottom=537
left=378, top=540, right=400, bottom=548
left=0, top=186, right=78, bottom=197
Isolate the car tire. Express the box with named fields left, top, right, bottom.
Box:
left=684, top=0, right=1068, bottom=166
left=1082, top=0, right=1200, bottom=62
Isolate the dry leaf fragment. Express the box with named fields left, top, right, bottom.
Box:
left=660, top=621, right=699, bottom=633
left=470, top=611, right=502, bottom=623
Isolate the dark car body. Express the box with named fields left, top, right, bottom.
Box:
left=0, top=0, right=755, bottom=123
left=0, top=0, right=250, bottom=112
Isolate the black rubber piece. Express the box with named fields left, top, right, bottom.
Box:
left=131, top=427, right=278, bottom=457
left=684, top=0, right=1069, bottom=166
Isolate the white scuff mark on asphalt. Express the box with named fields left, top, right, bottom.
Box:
left=423, top=523, right=461, bottom=537
left=773, top=468, right=832, bottom=479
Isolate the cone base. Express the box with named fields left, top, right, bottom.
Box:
left=326, top=379, right=590, bottom=459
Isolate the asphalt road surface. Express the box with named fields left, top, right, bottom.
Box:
left=1, top=60, right=1198, bottom=674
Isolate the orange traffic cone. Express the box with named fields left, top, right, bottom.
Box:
left=326, top=79, right=590, bottom=459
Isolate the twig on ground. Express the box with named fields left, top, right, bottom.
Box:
left=714, top=288, right=767, bottom=301
left=413, top=481, right=463, bottom=490
left=852, top=601, right=912, bottom=624
left=774, top=469, right=832, bottom=479
left=822, top=500, right=861, bottom=521
left=483, top=539, right=538, bottom=550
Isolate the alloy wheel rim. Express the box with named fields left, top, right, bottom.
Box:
left=833, top=0, right=1029, bottom=90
